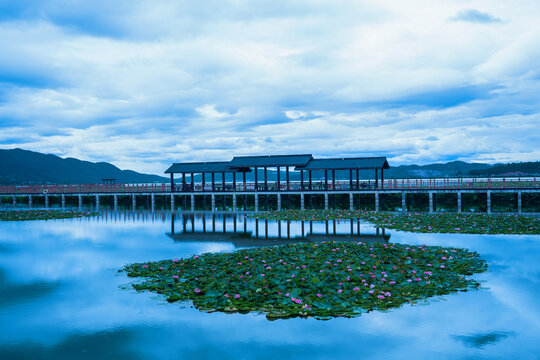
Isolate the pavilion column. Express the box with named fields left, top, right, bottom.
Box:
left=202, top=173, right=206, bottom=192
left=170, top=173, right=174, bottom=192
left=324, top=170, right=328, bottom=190
left=222, top=172, right=226, bottom=192
left=243, top=172, right=247, bottom=191
left=233, top=172, right=236, bottom=192
left=300, top=170, right=304, bottom=191
left=374, top=169, right=378, bottom=189
left=211, top=194, right=216, bottom=212
left=300, top=193, right=305, bottom=210
left=254, top=193, right=259, bottom=211
left=182, top=173, right=186, bottom=192
left=277, top=166, right=280, bottom=191
left=356, top=169, right=360, bottom=190
left=277, top=193, right=281, bottom=210
left=349, top=169, right=353, bottom=190
left=264, top=167, right=268, bottom=190
left=191, top=194, right=195, bottom=211
left=171, top=194, right=175, bottom=211
left=286, top=167, right=290, bottom=191
left=309, top=171, right=312, bottom=190
left=375, top=192, right=379, bottom=212
left=349, top=192, right=353, bottom=210
left=254, top=167, right=258, bottom=191
left=211, top=173, right=215, bottom=192
left=191, top=173, right=194, bottom=192
left=381, top=168, right=384, bottom=189
left=332, top=170, right=336, bottom=190
left=233, top=194, right=237, bottom=211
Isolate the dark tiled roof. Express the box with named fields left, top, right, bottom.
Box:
left=165, top=162, right=249, bottom=174
left=295, top=157, right=389, bottom=170
left=228, top=154, right=313, bottom=168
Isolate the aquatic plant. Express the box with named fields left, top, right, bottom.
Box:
left=0, top=209, right=98, bottom=221
left=123, top=241, right=487, bottom=320
left=250, top=210, right=540, bottom=235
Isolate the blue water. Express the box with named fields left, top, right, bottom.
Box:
left=1, top=210, right=539, bottom=359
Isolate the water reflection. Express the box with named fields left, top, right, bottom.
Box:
left=168, top=212, right=390, bottom=248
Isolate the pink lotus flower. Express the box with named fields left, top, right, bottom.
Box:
left=316, top=294, right=322, bottom=297
left=194, top=288, right=201, bottom=293
left=338, top=289, right=343, bottom=293
left=377, top=295, right=385, bottom=299
left=224, top=294, right=229, bottom=298
left=234, top=294, right=241, bottom=299
left=353, top=287, right=360, bottom=291
left=142, top=265, right=148, bottom=268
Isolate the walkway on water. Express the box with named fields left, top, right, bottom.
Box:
left=1, top=177, right=538, bottom=214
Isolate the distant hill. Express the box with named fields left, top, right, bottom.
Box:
left=468, top=162, right=540, bottom=177
left=0, top=148, right=168, bottom=184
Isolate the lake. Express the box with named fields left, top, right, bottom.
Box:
left=1, top=210, right=539, bottom=359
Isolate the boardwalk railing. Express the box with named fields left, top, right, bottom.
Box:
left=0, top=177, right=538, bottom=195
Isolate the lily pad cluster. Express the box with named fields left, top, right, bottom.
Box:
left=123, top=241, right=487, bottom=320
left=250, top=210, right=540, bottom=235
left=0, top=209, right=98, bottom=221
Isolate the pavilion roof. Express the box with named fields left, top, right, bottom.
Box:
left=165, top=162, right=249, bottom=174
left=295, top=157, right=389, bottom=171
left=228, top=154, right=313, bottom=168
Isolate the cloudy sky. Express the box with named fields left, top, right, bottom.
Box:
left=0, top=0, right=539, bottom=175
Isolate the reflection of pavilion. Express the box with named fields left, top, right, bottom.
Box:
left=167, top=213, right=390, bottom=248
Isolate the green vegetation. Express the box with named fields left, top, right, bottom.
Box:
left=250, top=210, right=540, bottom=235
left=123, top=241, right=487, bottom=320
left=0, top=209, right=98, bottom=221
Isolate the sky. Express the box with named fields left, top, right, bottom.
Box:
left=0, top=0, right=539, bottom=175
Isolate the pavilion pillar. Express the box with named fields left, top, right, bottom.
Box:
left=191, top=194, right=195, bottom=211
left=429, top=192, right=434, bottom=213
left=191, top=173, right=194, bottom=192
left=300, top=170, right=304, bottom=190
left=517, top=191, right=522, bottom=213
left=182, top=173, right=186, bottom=192
left=300, top=193, right=305, bottom=210
left=202, top=173, right=206, bottom=192
left=170, top=173, right=174, bottom=193
left=324, top=170, right=328, bottom=190
left=45, top=195, right=49, bottom=208
left=95, top=194, right=99, bottom=209
left=356, top=169, right=360, bottom=190
left=114, top=194, right=118, bottom=210
left=374, top=169, right=378, bottom=189
left=78, top=194, right=82, bottom=209
left=276, top=166, right=280, bottom=191
left=309, top=171, right=312, bottom=190
left=151, top=193, right=155, bottom=212
left=254, top=167, right=258, bottom=191
left=243, top=172, right=247, bottom=191
left=402, top=192, right=406, bottom=211
left=374, top=192, right=379, bottom=212
left=349, top=169, right=353, bottom=190
left=233, top=194, right=237, bottom=212
left=222, top=172, right=226, bottom=192
left=264, top=167, right=268, bottom=190
left=349, top=192, right=353, bottom=210
left=233, top=172, right=236, bottom=192
left=211, top=173, right=215, bottom=192
left=332, top=170, right=336, bottom=190
left=487, top=191, right=492, bottom=214
left=28, top=195, right=32, bottom=208
left=61, top=194, right=66, bottom=208
left=277, top=193, right=281, bottom=210
left=324, top=193, right=329, bottom=210
left=171, top=194, right=175, bottom=211
left=254, top=193, right=259, bottom=212
left=286, top=167, right=290, bottom=191
left=211, top=194, right=216, bottom=212
left=381, top=168, right=384, bottom=189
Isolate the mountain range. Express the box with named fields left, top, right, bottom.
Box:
left=0, top=148, right=538, bottom=185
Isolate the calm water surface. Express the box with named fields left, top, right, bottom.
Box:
left=0, top=210, right=539, bottom=359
